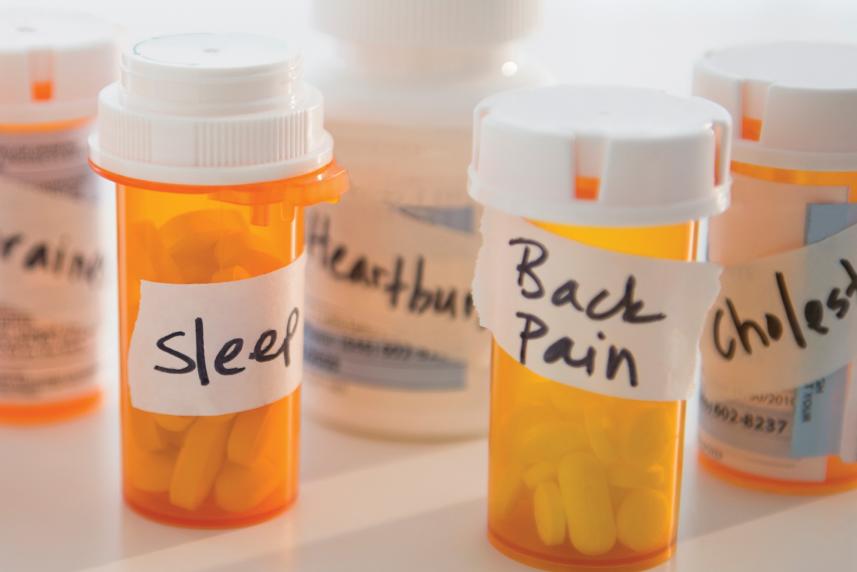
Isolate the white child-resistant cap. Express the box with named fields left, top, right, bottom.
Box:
left=694, top=42, right=857, bottom=171
left=468, top=85, right=732, bottom=227
left=0, top=8, right=115, bottom=124
left=90, top=33, right=333, bottom=186
left=313, top=0, right=541, bottom=47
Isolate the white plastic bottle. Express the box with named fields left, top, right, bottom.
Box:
left=303, top=0, right=551, bottom=439
left=0, top=9, right=114, bottom=424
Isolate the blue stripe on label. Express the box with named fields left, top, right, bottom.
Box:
left=395, top=204, right=476, bottom=233
left=790, top=203, right=857, bottom=458
left=304, top=322, right=466, bottom=392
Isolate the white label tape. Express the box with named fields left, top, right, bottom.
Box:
left=305, top=194, right=486, bottom=362
left=473, top=208, right=721, bottom=402
left=702, top=218, right=857, bottom=401
left=128, top=255, right=305, bottom=416
left=0, top=176, right=103, bottom=326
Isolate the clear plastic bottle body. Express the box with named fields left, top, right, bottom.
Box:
left=101, top=164, right=345, bottom=527
left=700, top=159, right=857, bottom=495
left=0, top=118, right=103, bottom=424
left=303, top=44, right=551, bottom=440
left=487, top=220, right=696, bottom=570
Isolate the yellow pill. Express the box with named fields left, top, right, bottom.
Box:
left=129, top=408, right=165, bottom=452
left=169, top=417, right=232, bottom=511
left=523, top=462, right=556, bottom=490
left=128, top=222, right=183, bottom=282
left=621, top=408, right=677, bottom=466
left=215, top=231, right=282, bottom=275
left=160, top=211, right=246, bottom=283
left=607, top=463, right=665, bottom=489
left=211, top=265, right=252, bottom=282
left=546, top=382, right=584, bottom=419
left=584, top=408, right=619, bottom=465
left=227, top=401, right=285, bottom=467
left=533, top=482, right=566, bottom=547
left=557, top=452, right=616, bottom=556
left=153, top=414, right=195, bottom=433
left=616, top=489, right=672, bottom=553
left=516, top=420, right=587, bottom=465
left=128, top=450, right=176, bottom=494
left=214, top=460, right=281, bottom=513
left=159, top=209, right=246, bottom=250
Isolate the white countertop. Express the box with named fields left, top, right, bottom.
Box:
left=1, top=383, right=855, bottom=572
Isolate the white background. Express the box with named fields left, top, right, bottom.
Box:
left=1, top=1, right=857, bottom=571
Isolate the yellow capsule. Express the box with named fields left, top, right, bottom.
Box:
left=152, top=414, right=195, bottom=433
left=616, top=489, right=672, bottom=553
left=129, top=408, right=165, bottom=452
left=546, top=382, right=585, bottom=419
left=169, top=417, right=232, bottom=511
left=128, top=450, right=176, bottom=494
left=215, top=231, right=282, bottom=275
left=607, top=463, right=665, bottom=489
left=214, top=460, right=282, bottom=513
left=584, top=408, right=619, bottom=465
left=620, top=408, right=677, bottom=466
left=128, top=222, right=183, bottom=283
left=557, top=451, right=616, bottom=556
left=533, top=482, right=566, bottom=547
left=515, top=419, right=587, bottom=465
left=227, top=401, right=285, bottom=467
left=523, top=461, right=556, bottom=490
left=211, top=265, right=252, bottom=282
left=160, top=210, right=247, bottom=283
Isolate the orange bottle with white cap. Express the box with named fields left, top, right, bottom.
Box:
left=469, top=85, right=731, bottom=570
left=90, top=33, right=348, bottom=527
left=695, top=43, right=857, bottom=494
left=0, top=9, right=115, bottom=424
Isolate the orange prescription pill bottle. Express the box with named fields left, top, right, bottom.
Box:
left=695, top=43, right=857, bottom=494
left=469, top=86, right=731, bottom=570
left=0, top=10, right=114, bottom=424
left=89, top=34, right=348, bottom=527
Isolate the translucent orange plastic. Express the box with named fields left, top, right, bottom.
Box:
left=487, top=220, right=696, bottom=571
left=701, top=160, right=857, bottom=495
left=0, top=118, right=101, bottom=425
left=98, top=162, right=347, bottom=527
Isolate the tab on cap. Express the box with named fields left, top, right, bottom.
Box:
left=694, top=42, right=857, bottom=170
left=468, top=85, right=732, bottom=227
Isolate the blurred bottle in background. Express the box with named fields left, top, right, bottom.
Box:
left=304, top=0, right=552, bottom=440
left=0, top=9, right=115, bottom=424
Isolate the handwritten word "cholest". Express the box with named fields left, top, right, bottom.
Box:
left=711, top=260, right=857, bottom=360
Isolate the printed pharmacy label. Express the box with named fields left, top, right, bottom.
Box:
left=701, top=207, right=857, bottom=403
left=128, top=255, right=305, bottom=416
left=700, top=177, right=857, bottom=477
left=305, top=194, right=486, bottom=369
left=0, top=124, right=104, bottom=403
left=473, top=208, right=721, bottom=402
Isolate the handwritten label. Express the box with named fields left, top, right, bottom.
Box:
left=305, top=194, right=486, bottom=362
left=473, top=208, right=720, bottom=402
left=0, top=124, right=104, bottom=402
left=128, top=255, right=305, bottom=416
left=701, top=219, right=857, bottom=402
left=0, top=142, right=104, bottom=325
